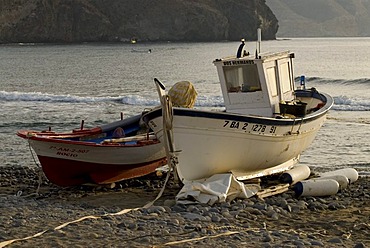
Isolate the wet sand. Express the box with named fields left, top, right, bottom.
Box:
left=0, top=165, right=369, bottom=247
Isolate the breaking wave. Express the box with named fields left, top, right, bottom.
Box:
left=0, top=91, right=115, bottom=103
left=332, top=96, right=370, bottom=111
left=297, top=77, right=370, bottom=85
left=0, top=90, right=223, bottom=107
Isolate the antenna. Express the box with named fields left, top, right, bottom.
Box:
left=257, top=28, right=261, bottom=54
left=255, top=28, right=262, bottom=59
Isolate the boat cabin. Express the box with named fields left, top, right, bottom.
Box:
left=213, top=50, right=296, bottom=117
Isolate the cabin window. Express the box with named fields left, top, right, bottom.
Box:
left=224, top=64, right=261, bottom=93
left=280, top=62, right=292, bottom=93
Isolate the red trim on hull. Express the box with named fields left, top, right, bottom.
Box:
left=17, top=130, right=161, bottom=147
left=17, top=128, right=102, bottom=139
left=37, top=155, right=167, bottom=187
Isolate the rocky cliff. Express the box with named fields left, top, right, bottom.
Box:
left=266, top=0, right=370, bottom=37
left=0, top=0, right=278, bottom=43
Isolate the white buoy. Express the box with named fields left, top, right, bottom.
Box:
left=294, top=179, right=339, bottom=197
left=319, top=168, right=358, bottom=184
left=280, top=164, right=311, bottom=185
left=316, top=174, right=349, bottom=190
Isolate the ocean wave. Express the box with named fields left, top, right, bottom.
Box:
left=119, top=95, right=159, bottom=106
left=296, top=77, right=370, bottom=86
left=333, top=95, right=370, bottom=111
left=0, top=91, right=117, bottom=103
left=195, top=95, right=224, bottom=107
left=0, top=90, right=225, bottom=108
left=0, top=91, right=160, bottom=106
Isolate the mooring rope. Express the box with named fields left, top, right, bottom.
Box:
left=25, top=138, right=43, bottom=196
left=155, top=231, right=240, bottom=247
left=27, top=139, right=40, bottom=168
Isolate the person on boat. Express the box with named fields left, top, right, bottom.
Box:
left=236, top=39, right=249, bottom=58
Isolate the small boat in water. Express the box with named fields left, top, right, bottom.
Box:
left=142, top=33, right=334, bottom=182
left=17, top=114, right=166, bottom=186
left=131, top=49, right=152, bottom=53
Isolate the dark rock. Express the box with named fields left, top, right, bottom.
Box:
left=262, top=233, right=273, bottom=242
left=310, top=240, right=324, bottom=246
left=328, top=237, right=343, bottom=244
left=354, top=242, right=366, bottom=248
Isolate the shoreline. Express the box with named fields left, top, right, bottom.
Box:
left=0, top=165, right=369, bottom=247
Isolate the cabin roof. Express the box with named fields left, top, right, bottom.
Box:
left=213, top=50, right=293, bottom=64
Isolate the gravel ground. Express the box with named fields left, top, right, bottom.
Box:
left=0, top=165, right=369, bottom=248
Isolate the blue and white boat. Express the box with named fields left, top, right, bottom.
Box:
left=142, top=37, right=333, bottom=182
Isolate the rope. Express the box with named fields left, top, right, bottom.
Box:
left=27, top=139, right=41, bottom=168
left=24, top=139, right=44, bottom=196
left=155, top=231, right=240, bottom=247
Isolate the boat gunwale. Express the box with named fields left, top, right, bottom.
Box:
left=142, top=90, right=333, bottom=126
left=16, top=131, right=161, bottom=148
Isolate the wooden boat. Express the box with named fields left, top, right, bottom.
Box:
left=17, top=114, right=166, bottom=186
left=142, top=36, right=333, bottom=182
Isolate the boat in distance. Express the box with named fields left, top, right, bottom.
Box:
left=17, top=114, right=166, bottom=187
left=142, top=38, right=333, bottom=182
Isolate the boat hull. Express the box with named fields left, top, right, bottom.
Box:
left=143, top=91, right=332, bottom=181
left=24, top=137, right=166, bottom=186
left=37, top=155, right=166, bottom=186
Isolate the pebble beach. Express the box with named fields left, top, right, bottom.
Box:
left=0, top=165, right=369, bottom=248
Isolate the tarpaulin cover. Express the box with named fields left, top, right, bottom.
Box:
left=176, top=173, right=261, bottom=205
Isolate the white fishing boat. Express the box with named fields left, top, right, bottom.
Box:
left=142, top=32, right=333, bottom=182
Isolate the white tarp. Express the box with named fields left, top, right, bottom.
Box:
left=176, top=173, right=261, bottom=205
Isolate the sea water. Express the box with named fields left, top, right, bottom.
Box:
left=0, top=38, right=369, bottom=175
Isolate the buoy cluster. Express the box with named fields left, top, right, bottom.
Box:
left=280, top=165, right=358, bottom=197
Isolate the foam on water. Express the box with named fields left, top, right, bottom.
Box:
left=333, top=95, right=370, bottom=111
left=0, top=90, right=117, bottom=103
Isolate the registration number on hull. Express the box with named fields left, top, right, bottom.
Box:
left=223, top=120, right=277, bottom=134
